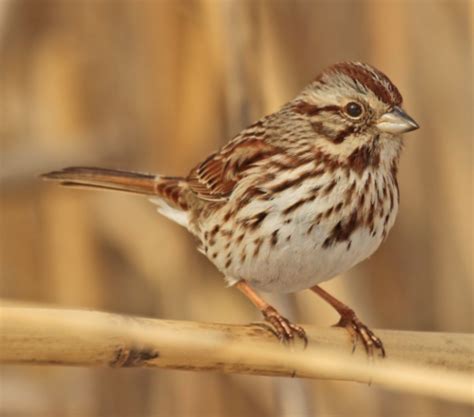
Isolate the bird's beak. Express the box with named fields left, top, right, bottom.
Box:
left=376, top=106, right=419, bottom=134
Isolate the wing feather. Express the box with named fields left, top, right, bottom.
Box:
left=187, top=139, right=281, bottom=202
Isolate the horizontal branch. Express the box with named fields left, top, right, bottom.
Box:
left=0, top=304, right=472, bottom=404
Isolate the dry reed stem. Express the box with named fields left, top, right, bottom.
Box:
left=0, top=304, right=473, bottom=405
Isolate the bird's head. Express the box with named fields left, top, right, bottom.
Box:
left=293, top=62, right=418, bottom=162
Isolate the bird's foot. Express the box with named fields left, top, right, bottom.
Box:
left=260, top=306, right=308, bottom=347
left=335, top=309, right=385, bottom=357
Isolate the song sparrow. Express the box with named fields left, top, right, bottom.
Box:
left=43, top=62, right=418, bottom=356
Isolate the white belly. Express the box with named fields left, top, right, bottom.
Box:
left=200, top=169, right=399, bottom=293
left=240, top=220, right=386, bottom=292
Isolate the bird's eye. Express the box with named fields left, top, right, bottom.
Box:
left=344, top=102, right=364, bottom=119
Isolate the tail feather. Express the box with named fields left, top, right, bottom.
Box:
left=41, top=167, right=159, bottom=195
left=42, top=166, right=191, bottom=227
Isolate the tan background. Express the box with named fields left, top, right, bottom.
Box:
left=0, top=1, right=472, bottom=416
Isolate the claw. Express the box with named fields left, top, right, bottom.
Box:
left=261, top=306, right=308, bottom=347
left=336, top=310, right=385, bottom=357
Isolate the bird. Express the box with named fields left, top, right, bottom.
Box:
left=42, top=61, right=419, bottom=356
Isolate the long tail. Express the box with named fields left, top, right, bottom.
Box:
left=41, top=167, right=189, bottom=227
left=41, top=167, right=161, bottom=195
left=42, top=167, right=190, bottom=226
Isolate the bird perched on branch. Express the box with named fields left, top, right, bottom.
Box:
left=43, top=62, right=419, bottom=356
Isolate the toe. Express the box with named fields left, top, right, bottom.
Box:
left=337, top=315, right=385, bottom=357
left=261, top=307, right=307, bottom=346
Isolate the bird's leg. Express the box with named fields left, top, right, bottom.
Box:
left=235, top=279, right=307, bottom=345
left=310, top=285, right=385, bottom=357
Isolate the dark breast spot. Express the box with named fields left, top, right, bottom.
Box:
left=236, top=233, right=245, bottom=244
left=271, top=229, right=279, bottom=246
left=223, top=211, right=233, bottom=222
left=347, top=145, right=380, bottom=176
left=334, top=202, right=344, bottom=213
left=253, top=238, right=263, bottom=257
left=282, top=195, right=316, bottom=215
left=245, top=211, right=268, bottom=231
left=323, top=210, right=360, bottom=248
left=345, top=181, right=356, bottom=203
left=323, top=179, right=337, bottom=195
left=220, top=228, right=233, bottom=238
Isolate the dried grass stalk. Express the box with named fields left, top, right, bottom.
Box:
left=0, top=304, right=472, bottom=404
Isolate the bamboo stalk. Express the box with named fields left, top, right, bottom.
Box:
left=0, top=305, right=472, bottom=404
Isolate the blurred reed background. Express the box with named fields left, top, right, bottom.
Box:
left=0, top=1, right=472, bottom=416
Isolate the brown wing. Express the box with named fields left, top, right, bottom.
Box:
left=187, top=139, right=281, bottom=202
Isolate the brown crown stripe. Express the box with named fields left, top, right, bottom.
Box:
left=327, top=62, right=402, bottom=105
